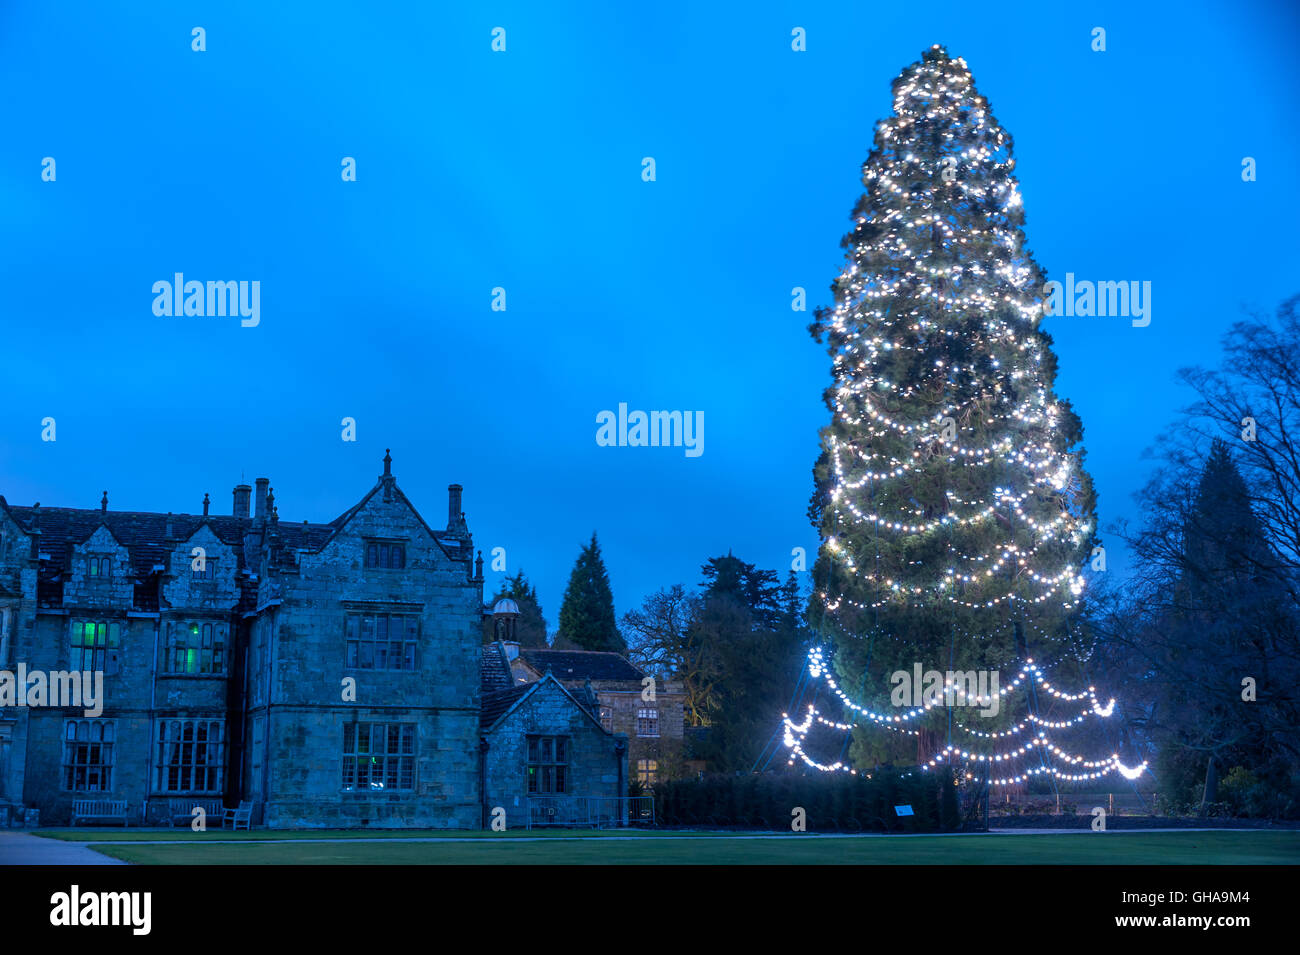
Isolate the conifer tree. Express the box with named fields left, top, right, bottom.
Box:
left=806, top=46, right=1100, bottom=761
left=484, top=570, right=549, bottom=648
left=557, top=532, right=624, bottom=652
left=1143, top=440, right=1296, bottom=810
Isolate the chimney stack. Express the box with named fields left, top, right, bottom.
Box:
left=202, top=493, right=210, bottom=517
left=29, top=503, right=41, bottom=559
left=448, top=484, right=463, bottom=528
left=233, top=484, right=252, bottom=518
left=101, top=491, right=108, bottom=514
left=254, top=478, right=270, bottom=523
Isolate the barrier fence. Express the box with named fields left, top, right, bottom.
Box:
left=524, top=795, right=655, bottom=830
left=989, top=791, right=1156, bottom=815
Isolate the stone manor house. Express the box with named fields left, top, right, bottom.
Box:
left=0, top=453, right=641, bottom=828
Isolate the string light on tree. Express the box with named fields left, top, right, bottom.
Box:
left=784, top=647, right=1148, bottom=788
left=792, top=43, right=1155, bottom=794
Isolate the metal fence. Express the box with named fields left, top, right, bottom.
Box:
left=989, top=791, right=1156, bottom=816
left=524, top=795, right=655, bottom=829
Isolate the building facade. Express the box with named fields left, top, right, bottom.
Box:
left=486, top=635, right=687, bottom=789
left=0, top=453, right=626, bottom=828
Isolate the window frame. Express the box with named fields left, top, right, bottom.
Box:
left=636, top=758, right=659, bottom=786
left=344, top=611, right=419, bottom=671
left=526, top=734, right=569, bottom=795
left=164, top=621, right=227, bottom=675
left=153, top=719, right=225, bottom=794
left=364, top=540, right=407, bottom=570
left=71, top=620, right=120, bottom=672
left=62, top=719, right=116, bottom=792
left=636, top=707, right=660, bottom=738
left=341, top=722, right=416, bottom=793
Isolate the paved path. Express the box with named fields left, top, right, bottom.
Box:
left=0, top=830, right=126, bottom=864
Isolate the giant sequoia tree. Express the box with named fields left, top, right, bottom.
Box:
left=807, top=46, right=1100, bottom=763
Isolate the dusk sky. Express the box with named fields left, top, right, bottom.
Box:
left=2, top=1, right=1297, bottom=631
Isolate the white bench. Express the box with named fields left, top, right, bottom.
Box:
left=71, top=799, right=130, bottom=827
left=165, top=798, right=225, bottom=828
left=223, top=800, right=253, bottom=830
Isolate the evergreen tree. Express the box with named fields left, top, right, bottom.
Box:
left=557, top=532, right=624, bottom=652
left=483, top=570, right=548, bottom=648
left=700, top=553, right=782, bottom=630
left=690, top=555, right=808, bottom=772
left=1136, top=440, right=1298, bottom=813
left=805, top=46, right=1099, bottom=763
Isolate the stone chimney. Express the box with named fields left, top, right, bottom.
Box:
left=233, top=484, right=252, bottom=518
left=254, top=478, right=270, bottom=523
left=100, top=491, right=108, bottom=514
left=202, top=493, right=210, bottom=517
left=448, top=484, right=463, bottom=528
left=29, top=503, right=41, bottom=559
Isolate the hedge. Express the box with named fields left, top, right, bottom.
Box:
left=655, top=769, right=960, bottom=832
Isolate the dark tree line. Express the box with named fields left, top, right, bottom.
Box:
left=482, top=537, right=810, bottom=776
left=622, top=554, right=809, bottom=774
left=1093, top=294, right=1300, bottom=818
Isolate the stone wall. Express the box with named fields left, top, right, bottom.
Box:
left=483, top=678, right=627, bottom=829
left=593, top=682, right=687, bottom=784
left=249, top=486, right=483, bottom=828
left=2, top=472, right=494, bottom=829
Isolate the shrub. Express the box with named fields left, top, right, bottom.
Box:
left=654, top=769, right=954, bottom=832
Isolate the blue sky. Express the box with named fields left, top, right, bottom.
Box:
left=2, top=1, right=1297, bottom=631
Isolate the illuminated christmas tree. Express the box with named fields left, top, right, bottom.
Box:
left=803, top=45, right=1111, bottom=773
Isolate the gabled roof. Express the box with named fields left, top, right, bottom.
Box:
left=518, top=649, right=645, bottom=684
left=325, top=479, right=470, bottom=562
left=1, top=505, right=261, bottom=579
left=2, top=453, right=470, bottom=611
left=479, top=672, right=611, bottom=734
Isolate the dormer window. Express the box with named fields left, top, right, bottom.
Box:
left=87, top=557, right=111, bottom=578
left=365, top=541, right=406, bottom=569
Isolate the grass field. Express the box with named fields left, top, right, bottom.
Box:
left=34, top=829, right=1300, bottom=865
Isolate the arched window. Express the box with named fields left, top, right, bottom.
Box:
left=62, top=718, right=115, bottom=791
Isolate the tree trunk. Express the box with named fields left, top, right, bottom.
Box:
left=1198, top=755, right=1218, bottom=817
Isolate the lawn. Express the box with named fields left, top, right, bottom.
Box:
left=33, top=827, right=708, bottom=842
left=41, top=829, right=1300, bottom=865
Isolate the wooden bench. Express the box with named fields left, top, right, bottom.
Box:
left=223, top=800, right=253, bottom=830
left=165, top=798, right=225, bottom=828
left=71, top=799, right=130, bottom=827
